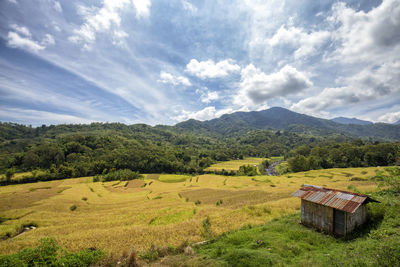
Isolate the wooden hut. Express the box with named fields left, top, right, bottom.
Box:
left=292, top=185, right=377, bottom=236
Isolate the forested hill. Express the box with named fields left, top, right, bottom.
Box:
left=175, top=107, right=400, bottom=140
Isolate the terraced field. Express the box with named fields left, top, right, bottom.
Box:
left=204, top=157, right=267, bottom=172
left=0, top=167, right=380, bottom=256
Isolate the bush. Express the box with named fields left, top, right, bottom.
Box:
left=0, top=237, right=104, bottom=266
left=70, top=205, right=77, bottom=211
left=97, top=169, right=143, bottom=182
left=374, top=167, right=400, bottom=193
left=238, top=165, right=258, bottom=176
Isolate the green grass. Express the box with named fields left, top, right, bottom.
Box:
left=184, top=189, right=400, bottom=266
left=158, top=174, right=189, bottom=183
left=0, top=237, right=104, bottom=266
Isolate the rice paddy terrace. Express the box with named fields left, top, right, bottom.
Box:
left=0, top=164, right=380, bottom=256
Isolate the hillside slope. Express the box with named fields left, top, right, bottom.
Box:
left=175, top=107, right=400, bottom=140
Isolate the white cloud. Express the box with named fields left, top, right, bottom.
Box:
left=174, top=106, right=234, bottom=121
left=112, top=30, right=129, bottom=46
left=291, top=0, right=400, bottom=117
left=132, top=0, right=151, bottom=18
left=158, top=71, right=191, bottom=86
left=268, top=25, right=330, bottom=59
left=7, top=32, right=45, bottom=52
left=53, top=1, right=62, bottom=12
left=378, top=111, right=400, bottom=124
left=182, top=0, right=197, bottom=14
left=42, top=34, right=55, bottom=46
left=234, top=64, right=312, bottom=107
left=186, top=59, right=240, bottom=79
left=10, top=24, right=31, bottom=37
left=0, top=107, right=95, bottom=125
left=327, top=0, right=400, bottom=64
left=7, top=0, right=17, bottom=4
left=196, top=88, right=219, bottom=103
left=69, top=0, right=151, bottom=47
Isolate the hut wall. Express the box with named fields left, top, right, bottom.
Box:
left=301, top=199, right=334, bottom=233
left=345, top=205, right=367, bottom=234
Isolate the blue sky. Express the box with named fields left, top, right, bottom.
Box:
left=0, top=0, right=399, bottom=126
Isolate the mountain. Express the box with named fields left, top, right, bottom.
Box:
left=394, top=120, right=400, bottom=125
left=175, top=107, right=400, bottom=140
left=331, top=117, right=373, bottom=125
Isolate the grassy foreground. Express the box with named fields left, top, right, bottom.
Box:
left=0, top=166, right=381, bottom=259
left=154, top=188, right=400, bottom=266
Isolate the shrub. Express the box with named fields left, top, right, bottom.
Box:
left=97, top=169, right=143, bottom=182
left=0, top=237, right=104, bottom=266
left=70, top=205, right=77, bottom=211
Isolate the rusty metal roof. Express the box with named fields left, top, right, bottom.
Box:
left=292, top=185, right=376, bottom=213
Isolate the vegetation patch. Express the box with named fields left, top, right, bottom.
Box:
left=158, top=174, right=189, bottom=183
left=205, top=158, right=267, bottom=172
left=180, top=189, right=287, bottom=208
left=149, top=209, right=195, bottom=225
left=0, top=237, right=104, bottom=266
left=146, top=174, right=160, bottom=180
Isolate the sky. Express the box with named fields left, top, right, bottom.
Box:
left=0, top=0, right=399, bottom=126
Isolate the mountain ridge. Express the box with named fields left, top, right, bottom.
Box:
left=175, top=107, right=400, bottom=140
left=331, top=116, right=373, bottom=125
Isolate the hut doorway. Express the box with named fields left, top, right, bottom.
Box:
left=334, top=209, right=345, bottom=235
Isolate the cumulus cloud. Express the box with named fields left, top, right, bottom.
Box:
left=292, top=61, right=400, bottom=115
left=132, top=0, right=151, bottom=18
left=7, top=24, right=55, bottom=52
left=69, top=0, right=150, bottom=46
left=234, top=64, right=312, bottom=107
left=378, top=110, right=400, bottom=124
left=7, top=31, right=45, bottom=52
left=158, top=71, right=191, bottom=86
left=327, top=0, right=400, bottom=63
left=292, top=0, right=400, bottom=116
left=196, top=88, right=219, bottom=103
left=268, top=25, right=330, bottom=59
left=174, top=106, right=233, bottom=121
left=186, top=59, right=240, bottom=79
left=10, top=24, right=31, bottom=37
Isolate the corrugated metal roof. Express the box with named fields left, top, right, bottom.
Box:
left=292, top=185, right=375, bottom=213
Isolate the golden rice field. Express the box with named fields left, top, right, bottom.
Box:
left=204, top=157, right=267, bottom=171
left=0, top=166, right=381, bottom=256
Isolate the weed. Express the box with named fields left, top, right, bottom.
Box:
left=70, top=205, right=77, bottom=211
left=81, top=197, right=87, bottom=201
left=202, top=216, right=212, bottom=239
left=195, top=200, right=201, bottom=205
left=153, top=196, right=162, bottom=200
